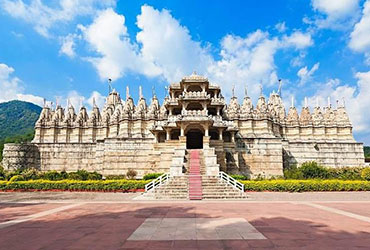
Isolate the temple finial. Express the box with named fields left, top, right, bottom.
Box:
left=278, top=79, right=282, bottom=96
left=152, top=86, right=156, bottom=98
left=43, top=98, right=46, bottom=108
left=291, top=96, right=294, bottom=108
left=126, top=86, right=130, bottom=100
left=139, top=85, right=143, bottom=99
left=232, top=84, right=235, bottom=97
left=93, top=97, right=96, bottom=107
left=244, top=85, right=248, bottom=96
left=304, top=97, right=308, bottom=108
left=327, top=96, right=331, bottom=107
left=108, top=78, right=112, bottom=93
left=342, top=97, right=345, bottom=108
left=260, top=84, right=263, bottom=97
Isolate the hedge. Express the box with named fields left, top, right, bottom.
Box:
left=241, top=180, right=370, bottom=192
left=0, top=180, right=150, bottom=192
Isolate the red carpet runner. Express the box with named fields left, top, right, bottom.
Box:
left=188, top=150, right=202, bottom=200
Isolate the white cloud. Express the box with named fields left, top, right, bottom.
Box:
left=0, top=63, right=44, bottom=106
left=349, top=0, right=370, bottom=64
left=136, top=5, right=213, bottom=83
left=308, top=72, right=370, bottom=134
left=80, top=6, right=313, bottom=102
left=275, top=22, right=287, bottom=33
left=281, top=31, right=313, bottom=49
left=310, top=0, right=360, bottom=29
left=297, top=62, right=320, bottom=85
left=59, top=34, right=77, bottom=58
left=81, top=8, right=161, bottom=81
left=1, top=0, right=116, bottom=37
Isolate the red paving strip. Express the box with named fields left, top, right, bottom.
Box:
left=0, top=203, right=66, bottom=223
left=0, top=202, right=369, bottom=249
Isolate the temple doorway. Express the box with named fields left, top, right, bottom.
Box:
left=186, top=129, right=203, bottom=149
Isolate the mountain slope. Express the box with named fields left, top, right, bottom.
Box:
left=0, top=100, right=41, bottom=141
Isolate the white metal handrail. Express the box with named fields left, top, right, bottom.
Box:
left=145, top=173, right=170, bottom=192
left=218, top=171, right=244, bottom=192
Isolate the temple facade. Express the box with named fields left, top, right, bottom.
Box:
left=2, top=73, right=365, bottom=178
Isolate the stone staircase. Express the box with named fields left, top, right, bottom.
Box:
left=138, top=149, right=247, bottom=200
left=202, top=176, right=247, bottom=199
left=137, top=176, right=188, bottom=200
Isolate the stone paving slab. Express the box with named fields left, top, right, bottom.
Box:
left=128, top=218, right=265, bottom=240
left=0, top=200, right=369, bottom=249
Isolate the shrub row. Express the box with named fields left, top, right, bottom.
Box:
left=0, top=179, right=150, bottom=192
left=0, top=168, right=103, bottom=181
left=241, top=179, right=370, bottom=192
left=284, top=161, right=370, bottom=180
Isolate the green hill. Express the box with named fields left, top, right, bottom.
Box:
left=0, top=100, right=41, bottom=160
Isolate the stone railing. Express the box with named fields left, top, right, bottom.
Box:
left=145, top=173, right=170, bottom=192
left=182, top=91, right=210, bottom=99
left=210, top=97, right=225, bottom=105
left=218, top=171, right=244, bottom=192
left=181, top=109, right=208, bottom=116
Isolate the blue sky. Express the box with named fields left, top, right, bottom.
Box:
left=0, top=0, right=370, bottom=144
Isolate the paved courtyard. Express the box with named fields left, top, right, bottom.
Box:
left=0, top=192, right=370, bottom=249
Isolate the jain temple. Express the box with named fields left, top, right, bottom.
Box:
left=2, top=73, right=365, bottom=179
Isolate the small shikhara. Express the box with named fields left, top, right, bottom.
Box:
left=2, top=72, right=365, bottom=178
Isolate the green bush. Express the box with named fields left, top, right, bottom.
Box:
left=9, top=175, right=24, bottom=182
left=283, top=165, right=304, bottom=179
left=143, top=173, right=163, bottom=180
left=42, top=170, right=65, bottom=181
left=126, top=169, right=137, bottom=180
left=361, top=168, right=370, bottom=181
left=0, top=166, right=5, bottom=180
left=0, top=179, right=150, bottom=192
left=300, top=161, right=329, bottom=179
left=87, top=172, right=102, bottom=180
left=105, top=175, right=126, bottom=180
left=230, top=174, right=250, bottom=180
left=326, top=167, right=363, bottom=180
left=21, top=168, right=40, bottom=180
left=241, top=179, right=370, bottom=192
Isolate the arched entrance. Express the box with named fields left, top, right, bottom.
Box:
left=186, top=129, right=203, bottom=149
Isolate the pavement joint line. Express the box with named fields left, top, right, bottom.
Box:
left=0, top=203, right=84, bottom=229
left=302, top=202, right=370, bottom=223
